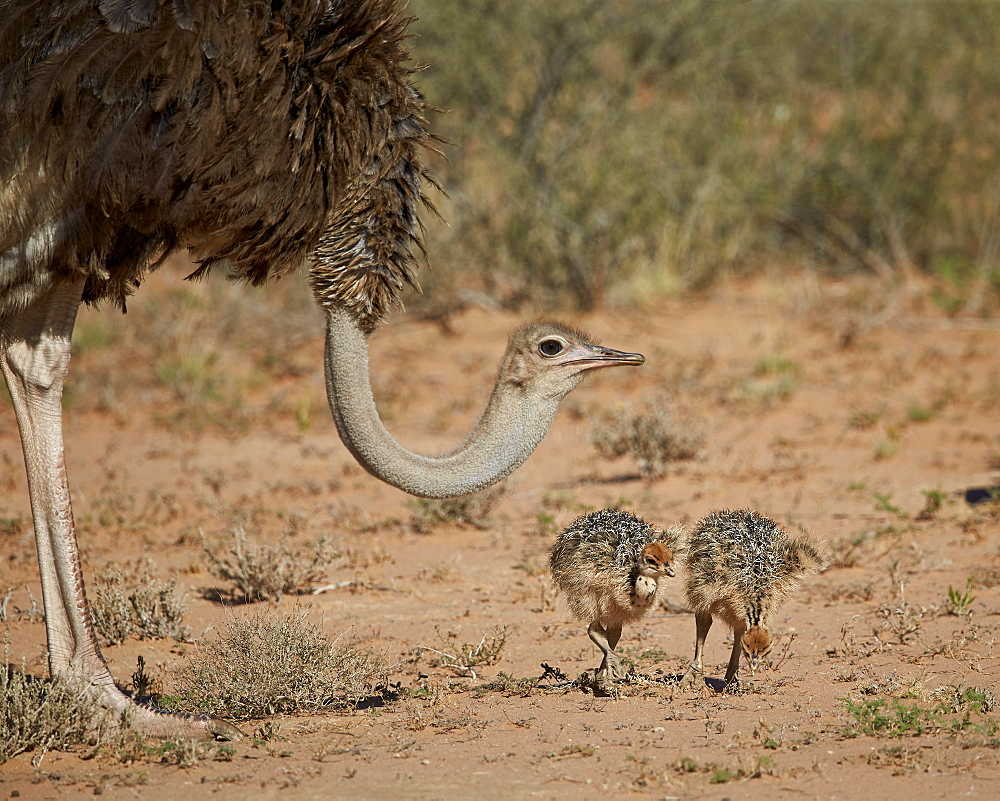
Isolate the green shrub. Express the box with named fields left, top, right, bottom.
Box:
left=409, top=0, right=1000, bottom=310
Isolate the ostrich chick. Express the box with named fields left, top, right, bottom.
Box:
left=550, top=510, right=677, bottom=686
left=680, top=509, right=825, bottom=689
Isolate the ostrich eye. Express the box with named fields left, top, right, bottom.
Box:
left=538, top=338, right=564, bottom=357
left=645, top=557, right=659, bottom=568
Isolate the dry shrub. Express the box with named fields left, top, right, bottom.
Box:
left=1, top=655, right=235, bottom=767
left=139, top=738, right=235, bottom=767
left=408, top=482, right=507, bottom=533
left=1, top=665, right=110, bottom=764
left=592, top=404, right=702, bottom=480
left=418, top=625, right=508, bottom=680
left=202, top=527, right=340, bottom=602
left=173, top=611, right=388, bottom=719
left=0, top=585, right=44, bottom=623
left=91, top=563, right=190, bottom=646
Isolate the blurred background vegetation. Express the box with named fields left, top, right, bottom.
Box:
left=406, top=0, right=1000, bottom=314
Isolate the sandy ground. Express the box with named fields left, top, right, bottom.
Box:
left=2, top=273, right=1000, bottom=800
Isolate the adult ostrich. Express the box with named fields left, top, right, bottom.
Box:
left=0, top=1, right=643, bottom=738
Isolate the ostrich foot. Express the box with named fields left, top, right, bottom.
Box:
left=678, top=667, right=705, bottom=689
left=597, top=652, right=624, bottom=682
left=592, top=669, right=618, bottom=697
left=84, top=677, right=244, bottom=741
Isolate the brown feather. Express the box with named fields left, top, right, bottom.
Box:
left=0, top=0, right=432, bottom=323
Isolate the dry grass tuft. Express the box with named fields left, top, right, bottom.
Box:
left=1, top=663, right=111, bottom=765
left=418, top=625, right=508, bottom=680
left=201, top=527, right=340, bottom=602
left=408, top=482, right=507, bottom=533
left=1, top=654, right=237, bottom=768
left=592, top=404, right=702, bottom=480
left=90, top=562, right=191, bottom=645
left=173, top=611, right=388, bottom=719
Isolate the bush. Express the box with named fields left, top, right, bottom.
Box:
left=91, top=563, right=190, bottom=645
left=173, top=612, right=388, bottom=719
left=408, top=482, right=507, bottom=532
left=409, top=0, right=1000, bottom=311
left=1, top=665, right=109, bottom=764
left=592, top=403, right=702, bottom=479
left=202, top=527, right=340, bottom=603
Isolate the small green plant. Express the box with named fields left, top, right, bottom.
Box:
left=130, top=656, right=155, bottom=698
left=848, top=410, right=881, bottom=430
left=753, top=353, right=801, bottom=378
left=842, top=693, right=998, bottom=738
left=726, top=354, right=800, bottom=407
left=872, top=492, right=906, bottom=518
left=535, top=512, right=559, bottom=537
left=710, top=768, right=735, bottom=784
left=153, top=350, right=221, bottom=403
left=917, top=488, right=950, bottom=520
left=201, top=526, right=340, bottom=603
left=875, top=426, right=899, bottom=461
left=173, top=611, right=388, bottom=719
left=906, top=404, right=934, bottom=422
left=930, top=685, right=996, bottom=715
left=842, top=697, right=943, bottom=737
left=677, top=756, right=700, bottom=773
left=946, top=578, right=976, bottom=616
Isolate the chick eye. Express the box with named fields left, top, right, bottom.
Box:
left=538, top=338, right=564, bottom=357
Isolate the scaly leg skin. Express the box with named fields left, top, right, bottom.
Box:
left=722, top=624, right=746, bottom=692
left=605, top=624, right=623, bottom=679
left=0, top=281, right=241, bottom=741
left=679, top=611, right=713, bottom=688
left=588, top=621, right=623, bottom=686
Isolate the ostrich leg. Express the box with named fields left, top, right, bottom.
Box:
left=679, top=610, right=713, bottom=688
left=0, top=280, right=238, bottom=740
left=588, top=621, right=623, bottom=683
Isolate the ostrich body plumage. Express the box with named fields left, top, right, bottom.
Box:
left=551, top=509, right=679, bottom=627
left=1, top=0, right=428, bottom=329
left=684, top=508, right=824, bottom=631
left=550, top=509, right=676, bottom=686
left=681, top=508, right=826, bottom=688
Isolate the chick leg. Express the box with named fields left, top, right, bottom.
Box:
left=723, top=623, right=746, bottom=688
left=588, top=621, right=623, bottom=682
left=680, top=611, right=713, bottom=688
left=605, top=623, right=623, bottom=679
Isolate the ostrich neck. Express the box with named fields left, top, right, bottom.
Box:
left=324, top=306, right=561, bottom=498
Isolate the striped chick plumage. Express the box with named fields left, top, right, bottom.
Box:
left=681, top=509, right=825, bottom=689
left=550, top=509, right=678, bottom=686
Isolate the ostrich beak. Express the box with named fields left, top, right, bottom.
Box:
left=563, top=342, right=645, bottom=371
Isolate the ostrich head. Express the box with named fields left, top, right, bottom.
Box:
left=325, top=306, right=644, bottom=498
left=640, top=541, right=675, bottom=578
left=740, top=625, right=774, bottom=674
left=631, top=541, right=675, bottom=607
